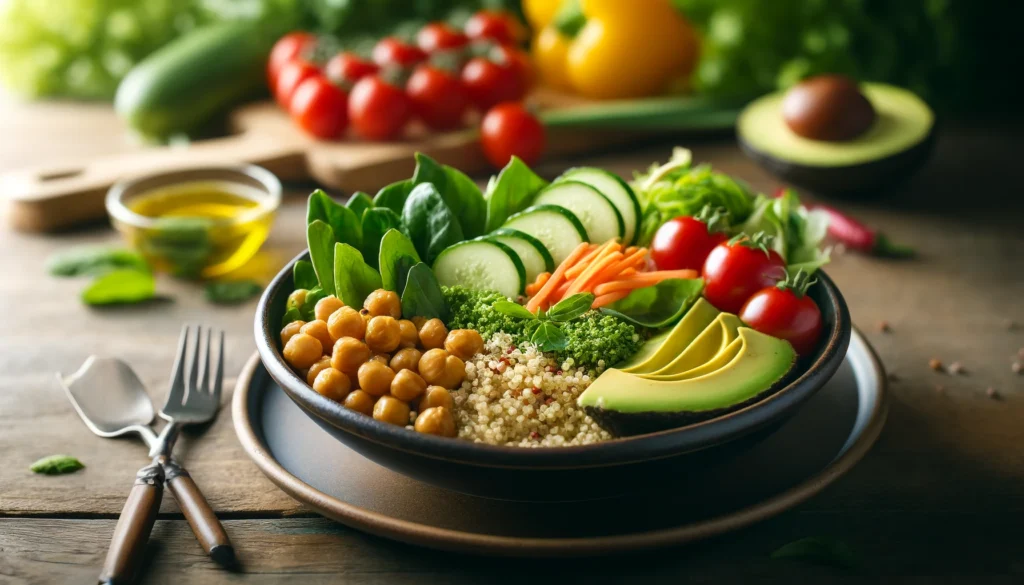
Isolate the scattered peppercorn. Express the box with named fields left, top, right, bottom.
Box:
left=947, top=361, right=965, bottom=375
left=1012, top=361, right=1022, bottom=374
left=887, top=372, right=900, bottom=382
left=986, top=387, right=1001, bottom=400
left=877, top=321, right=891, bottom=333
left=929, top=358, right=944, bottom=372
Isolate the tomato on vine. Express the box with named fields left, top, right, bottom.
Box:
left=416, top=23, right=468, bottom=53
left=406, top=65, right=469, bottom=130
left=480, top=103, right=545, bottom=168
left=650, top=207, right=730, bottom=272
left=348, top=74, right=411, bottom=141
left=324, top=52, right=378, bottom=87
left=372, top=37, right=426, bottom=68
left=268, top=32, right=316, bottom=88
left=461, top=57, right=527, bottom=110
left=289, top=75, right=348, bottom=139
left=274, top=60, right=319, bottom=107
left=464, top=10, right=524, bottom=45
left=702, top=233, right=787, bottom=313
left=740, top=271, right=823, bottom=355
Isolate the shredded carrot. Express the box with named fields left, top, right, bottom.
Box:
left=553, top=280, right=573, bottom=299
left=592, top=290, right=631, bottom=308
left=591, top=270, right=698, bottom=296
left=605, top=248, right=647, bottom=277
left=619, top=267, right=637, bottom=277
left=565, top=241, right=620, bottom=279
left=567, top=250, right=623, bottom=296
left=526, top=242, right=589, bottom=313
left=525, top=272, right=551, bottom=297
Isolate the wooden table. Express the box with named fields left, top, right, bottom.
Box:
left=1, top=97, right=1022, bottom=584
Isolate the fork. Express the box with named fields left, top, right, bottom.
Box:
left=99, top=325, right=234, bottom=585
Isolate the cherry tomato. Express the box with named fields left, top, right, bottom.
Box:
left=740, top=283, right=823, bottom=355
left=348, top=75, right=411, bottom=141
left=480, top=103, right=545, bottom=168
left=491, top=44, right=534, bottom=89
left=268, top=32, right=316, bottom=88
left=324, top=52, right=378, bottom=87
left=702, top=238, right=787, bottom=313
left=461, top=57, right=527, bottom=110
left=464, top=10, right=523, bottom=45
left=416, top=23, right=468, bottom=53
left=651, top=216, right=728, bottom=272
left=274, top=60, right=319, bottom=107
left=289, top=75, right=348, bottom=140
left=371, top=37, right=426, bottom=69
left=406, top=65, right=469, bottom=130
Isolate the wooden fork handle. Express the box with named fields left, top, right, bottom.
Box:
left=99, top=461, right=164, bottom=585
left=163, top=458, right=236, bottom=568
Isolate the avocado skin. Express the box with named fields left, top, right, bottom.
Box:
left=739, top=126, right=936, bottom=195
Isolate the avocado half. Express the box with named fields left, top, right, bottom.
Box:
left=737, top=83, right=935, bottom=194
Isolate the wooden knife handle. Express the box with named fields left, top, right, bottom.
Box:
left=163, top=458, right=235, bottom=568
left=99, top=461, right=164, bottom=585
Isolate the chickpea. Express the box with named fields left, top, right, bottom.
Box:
left=300, top=320, right=333, bottom=355
left=411, top=316, right=428, bottom=330
left=363, top=289, right=402, bottom=319
left=357, top=361, right=395, bottom=396
left=418, top=318, right=448, bottom=350
left=359, top=308, right=372, bottom=326
left=287, top=289, right=307, bottom=309
left=314, top=295, right=345, bottom=322
left=370, top=352, right=390, bottom=365
left=390, top=369, right=427, bottom=402
left=305, top=356, right=332, bottom=386
left=414, top=407, right=457, bottom=437
left=365, top=316, right=401, bottom=353
left=283, top=333, right=322, bottom=369
left=331, top=337, right=370, bottom=376
left=439, top=354, right=466, bottom=389
left=313, top=368, right=352, bottom=402
left=418, top=385, right=455, bottom=413
left=390, top=347, right=422, bottom=373
left=418, top=348, right=449, bottom=385
left=327, top=306, right=365, bottom=341
left=280, top=320, right=306, bottom=346
left=444, top=329, right=484, bottom=361
left=398, top=319, right=419, bottom=348
left=373, top=395, right=411, bottom=426
left=343, top=390, right=375, bottom=415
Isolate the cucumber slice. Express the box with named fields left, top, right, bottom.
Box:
left=557, top=168, right=641, bottom=244
left=503, top=204, right=589, bottom=265
left=483, top=228, right=555, bottom=282
left=533, top=181, right=624, bottom=245
left=432, top=240, right=526, bottom=298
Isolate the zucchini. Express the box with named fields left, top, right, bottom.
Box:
left=503, top=204, right=589, bottom=265
left=433, top=240, right=526, bottom=298
left=556, top=168, right=641, bottom=244
left=533, top=181, right=624, bottom=245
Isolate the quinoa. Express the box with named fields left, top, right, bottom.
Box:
left=451, top=332, right=612, bottom=447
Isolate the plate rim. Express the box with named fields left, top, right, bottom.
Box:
left=232, top=329, right=888, bottom=557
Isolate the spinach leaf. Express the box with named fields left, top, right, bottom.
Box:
left=307, top=220, right=336, bottom=295
left=360, top=207, right=403, bottom=270
left=308, top=189, right=361, bottom=249
left=47, top=246, right=148, bottom=277
left=412, top=152, right=486, bottom=238
left=402, top=182, right=465, bottom=264
left=372, top=179, right=415, bottom=214
left=493, top=300, right=537, bottom=320
left=547, top=293, right=595, bottom=322
left=30, top=454, right=85, bottom=475
left=379, top=228, right=421, bottom=293
left=531, top=321, right=568, bottom=352
left=205, top=280, right=262, bottom=304
left=81, top=269, right=156, bottom=306
left=333, top=243, right=382, bottom=307
left=599, top=278, right=704, bottom=328
left=771, top=537, right=859, bottom=570
left=293, top=260, right=319, bottom=290
left=400, top=262, right=449, bottom=321
left=483, top=156, right=549, bottom=232
left=345, top=191, right=373, bottom=217
left=299, top=287, right=327, bottom=321
left=282, top=306, right=303, bottom=327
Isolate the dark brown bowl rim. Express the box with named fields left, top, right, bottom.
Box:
left=255, top=250, right=852, bottom=469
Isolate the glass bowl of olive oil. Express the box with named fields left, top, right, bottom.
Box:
left=106, top=165, right=281, bottom=279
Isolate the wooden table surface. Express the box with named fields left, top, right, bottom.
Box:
left=1, top=97, right=1022, bottom=584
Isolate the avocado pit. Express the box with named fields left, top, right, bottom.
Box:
left=782, top=75, right=876, bottom=142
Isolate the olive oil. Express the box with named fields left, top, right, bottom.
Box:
left=126, top=181, right=274, bottom=278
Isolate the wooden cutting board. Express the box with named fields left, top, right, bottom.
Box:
left=0, top=90, right=653, bottom=232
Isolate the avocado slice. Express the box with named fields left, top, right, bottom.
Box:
left=618, top=298, right=719, bottom=374
left=645, top=335, right=744, bottom=382
left=580, top=328, right=797, bottom=437
left=738, top=82, right=935, bottom=194
left=647, top=313, right=743, bottom=376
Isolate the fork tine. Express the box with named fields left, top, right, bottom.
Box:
left=166, top=325, right=189, bottom=407
left=211, top=330, right=225, bottom=402
left=188, top=325, right=201, bottom=395
left=199, top=327, right=212, bottom=393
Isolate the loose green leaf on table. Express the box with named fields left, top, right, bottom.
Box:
left=599, top=278, right=704, bottom=328
left=205, top=280, right=262, bottom=304
left=531, top=321, right=568, bottom=352
left=547, top=293, right=595, bottom=322
left=771, top=537, right=859, bottom=569
left=333, top=243, right=382, bottom=308
left=47, top=246, right=149, bottom=277
left=81, top=269, right=156, bottom=306
left=493, top=300, right=537, bottom=320
left=400, top=262, right=450, bottom=321
left=411, top=152, right=486, bottom=238
left=379, top=228, right=421, bottom=293
left=360, top=207, right=403, bottom=269
left=345, top=191, right=373, bottom=217
left=483, top=156, right=549, bottom=232
left=307, top=220, right=336, bottom=295
left=372, top=179, right=415, bottom=214
left=30, top=454, right=85, bottom=475
left=293, top=260, right=319, bottom=290
left=402, top=182, right=465, bottom=264
left=308, top=189, right=361, bottom=249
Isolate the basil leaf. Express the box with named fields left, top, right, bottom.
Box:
left=360, top=207, right=403, bottom=270
left=308, top=189, right=361, bottom=249
left=345, top=191, right=373, bottom=217
left=547, top=293, right=595, bottom=322
left=493, top=300, right=537, bottom=320
left=205, top=280, right=262, bottom=304
left=379, top=228, right=421, bottom=293
left=333, top=243, right=382, bottom=308
left=402, top=182, right=465, bottom=264
left=530, top=321, right=568, bottom=352
left=30, top=454, right=85, bottom=475
left=47, top=246, right=148, bottom=277
left=299, top=287, right=327, bottom=321
left=293, top=260, right=318, bottom=291
left=307, top=220, right=336, bottom=295
left=400, top=262, right=449, bottom=321
left=483, top=156, right=549, bottom=232
left=412, top=152, right=486, bottom=238
left=771, top=537, right=859, bottom=569
left=372, top=179, right=415, bottom=214
left=599, top=278, right=704, bottom=329
left=81, top=269, right=156, bottom=306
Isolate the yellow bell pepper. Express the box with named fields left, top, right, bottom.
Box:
left=532, top=27, right=574, bottom=91
left=523, top=0, right=562, bottom=30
